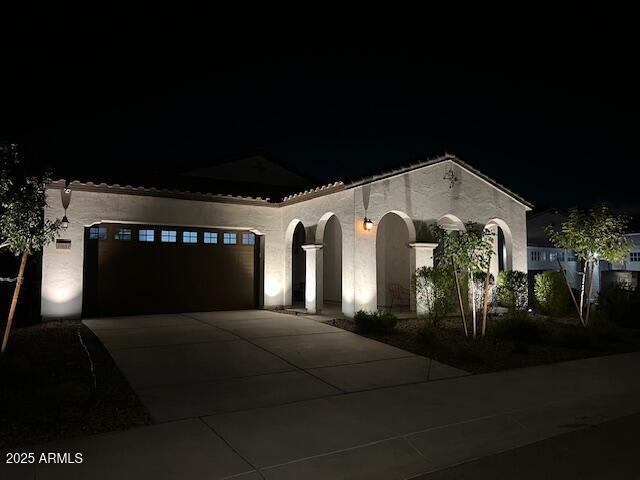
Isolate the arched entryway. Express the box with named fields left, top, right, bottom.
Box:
left=285, top=219, right=306, bottom=307
left=376, top=211, right=416, bottom=312
left=485, top=218, right=513, bottom=279
left=316, top=213, right=342, bottom=314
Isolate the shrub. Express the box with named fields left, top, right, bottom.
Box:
left=534, top=271, right=572, bottom=316
left=354, top=310, right=398, bottom=334
left=413, top=266, right=456, bottom=326
left=494, top=314, right=541, bottom=343
left=597, top=281, right=640, bottom=327
left=497, top=271, right=528, bottom=312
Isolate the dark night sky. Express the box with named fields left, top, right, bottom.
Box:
left=2, top=17, right=638, bottom=209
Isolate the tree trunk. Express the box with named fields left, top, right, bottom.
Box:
left=452, top=258, right=468, bottom=337
left=556, top=258, right=583, bottom=325
left=1, top=252, right=29, bottom=354
left=482, top=258, right=492, bottom=337
left=578, top=260, right=588, bottom=324
left=470, top=272, right=477, bottom=339
left=585, top=261, right=595, bottom=326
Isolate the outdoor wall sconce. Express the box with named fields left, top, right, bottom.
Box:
left=363, top=217, right=374, bottom=231
left=61, top=181, right=72, bottom=230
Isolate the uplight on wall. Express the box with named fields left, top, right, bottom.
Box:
left=363, top=217, right=374, bottom=231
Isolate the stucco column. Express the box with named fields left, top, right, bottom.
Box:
left=302, top=244, right=323, bottom=314
left=409, top=242, right=438, bottom=316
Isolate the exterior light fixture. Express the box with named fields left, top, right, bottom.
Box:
left=363, top=217, right=374, bottom=231
left=61, top=182, right=72, bottom=230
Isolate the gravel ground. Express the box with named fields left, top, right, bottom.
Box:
left=0, top=320, right=152, bottom=449
left=323, top=315, right=640, bottom=373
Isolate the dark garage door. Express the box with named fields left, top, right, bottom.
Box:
left=82, top=223, right=261, bottom=317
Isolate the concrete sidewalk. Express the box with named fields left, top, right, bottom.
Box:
left=3, top=351, right=640, bottom=479
left=414, top=411, right=640, bottom=479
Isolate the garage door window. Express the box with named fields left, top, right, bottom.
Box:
left=223, top=232, right=237, bottom=244
left=242, top=233, right=255, bottom=245
left=115, top=228, right=132, bottom=240
left=139, top=229, right=155, bottom=242
left=161, top=230, right=177, bottom=243
left=203, top=232, right=218, bottom=244
left=89, top=226, right=108, bottom=240
left=183, top=231, right=198, bottom=243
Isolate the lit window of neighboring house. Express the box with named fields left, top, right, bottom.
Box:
left=531, top=251, right=541, bottom=262
left=549, top=252, right=557, bottom=262
left=631, top=252, right=640, bottom=262
left=203, top=232, right=218, bottom=244
left=242, top=233, right=255, bottom=245
left=223, top=232, right=237, bottom=244
left=115, top=228, right=132, bottom=240
left=89, top=226, right=108, bottom=240
left=139, top=229, right=155, bottom=242
left=183, top=231, right=198, bottom=243
left=161, top=230, right=177, bottom=243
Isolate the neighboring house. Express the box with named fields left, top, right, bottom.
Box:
left=527, top=209, right=586, bottom=300
left=599, top=231, right=640, bottom=290
left=41, top=154, right=532, bottom=320
left=527, top=209, right=639, bottom=304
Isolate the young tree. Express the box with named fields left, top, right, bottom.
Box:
left=546, top=205, right=631, bottom=326
left=0, top=143, right=61, bottom=353
left=432, top=223, right=495, bottom=338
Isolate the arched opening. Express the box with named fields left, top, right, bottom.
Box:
left=284, top=219, right=307, bottom=307
left=317, top=213, right=342, bottom=315
left=291, top=222, right=306, bottom=307
left=485, top=218, right=513, bottom=279
left=376, top=211, right=415, bottom=312
left=437, top=214, right=466, bottom=232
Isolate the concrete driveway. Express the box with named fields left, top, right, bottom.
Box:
left=84, top=310, right=466, bottom=421
left=3, top=311, right=640, bottom=479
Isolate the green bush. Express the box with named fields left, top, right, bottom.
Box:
left=494, top=314, right=541, bottom=343
left=534, top=271, right=572, bottom=317
left=597, top=282, right=640, bottom=327
left=354, top=310, right=398, bottom=334
left=497, top=271, right=528, bottom=312
left=413, top=266, right=456, bottom=326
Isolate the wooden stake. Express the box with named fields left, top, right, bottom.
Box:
left=556, top=258, right=583, bottom=326
left=481, top=257, right=492, bottom=337
left=1, top=252, right=28, bottom=354
left=452, top=258, right=468, bottom=337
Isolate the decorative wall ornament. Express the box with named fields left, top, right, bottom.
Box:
left=443, top=167, right=459, bottom=189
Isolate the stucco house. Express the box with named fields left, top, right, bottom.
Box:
left=41, top=154, right=532, bottom=320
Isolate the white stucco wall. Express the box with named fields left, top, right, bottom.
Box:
left=42, top=189, right=281, bottom=319
left=42, top=159, right=530, bottom=320
left=280, top=160, right=529, bottom=316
